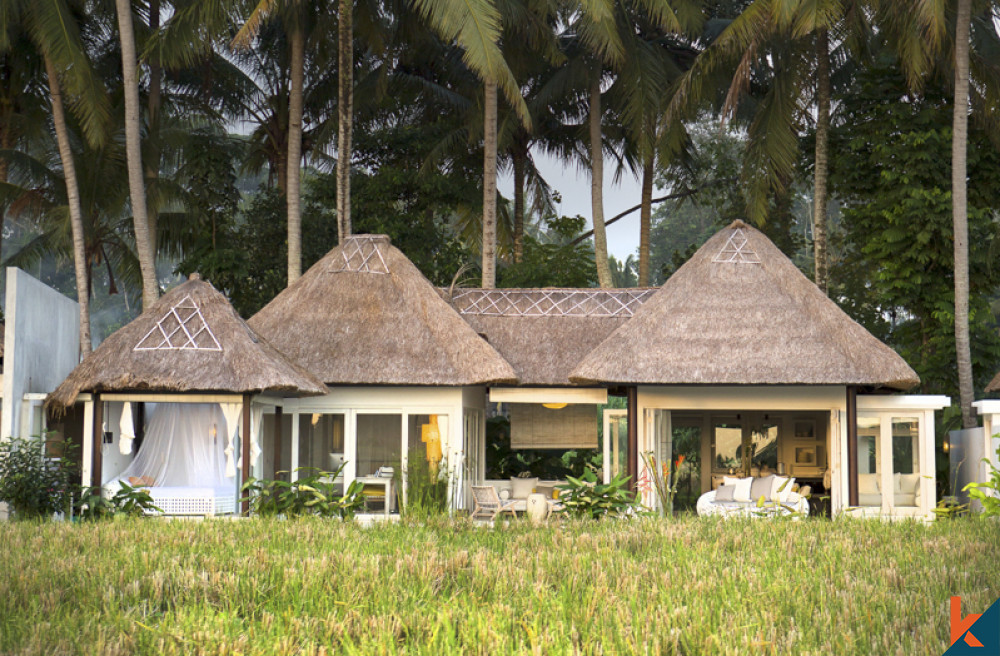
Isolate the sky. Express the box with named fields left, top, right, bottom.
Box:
left=497, top=151, right=646, bottom=262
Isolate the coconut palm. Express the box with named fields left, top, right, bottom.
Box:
left=115, top=0, right=160, bottom=308
left=0, top=1, right=111, bottom=356
left=667, top=0, right=873, bottom=294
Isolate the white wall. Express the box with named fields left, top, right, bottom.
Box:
left=2, top=267, right=80, bottom=440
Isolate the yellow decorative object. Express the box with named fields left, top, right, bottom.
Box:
left=422, top=415, right=443, bottom=476
left=542, top=403, right=568, bottom=410
left=552, top=489, right=560, bottom=500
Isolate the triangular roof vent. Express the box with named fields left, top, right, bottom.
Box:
left=713, top=227, right=760, bottom=264
left=134, top=295, right=222, bottom=351
left=330, top=235, right=389, bottom=274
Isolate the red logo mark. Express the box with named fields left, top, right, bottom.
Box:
left=952, top=596, right=985, bottom=647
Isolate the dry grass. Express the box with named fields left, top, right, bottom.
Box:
left=1, top=516, right=997, bottom=655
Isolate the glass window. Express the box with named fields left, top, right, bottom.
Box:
left=713, top=419, right=742, bottom=472
left=892, top=417, right=919, bottom=475
left=298, top=413, right=345, bottom=475
left=261, top=412, right=293, bottom=479
left=407, top=414, right=448, bottom=467
left=356, top=414, right=402, bottom=477
left=751, top=422, right=779, bottom=471
left=857, top=416, right=880, bottom=475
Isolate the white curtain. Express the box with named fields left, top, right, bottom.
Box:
left=115, top=403, right=228, bottom=488
left=220, top=403, right=242, bottom=478
left=251, top=405, right=263, bottom=471
left=119, top=402, right=135, bottom=455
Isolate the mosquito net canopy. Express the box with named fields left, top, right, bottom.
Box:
left=115, top=403, right=229, bottom=488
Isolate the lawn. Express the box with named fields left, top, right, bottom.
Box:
left=1, top=516, right=997, bottom=655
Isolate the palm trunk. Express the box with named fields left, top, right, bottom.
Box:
left=0, top=109, right=11, bottom=266
left=589, top=78, right=612, bottom=288
left=481, top=83, right=498, bottom=289
left=953, top=0, right=975, bottom=429
left=512, top=145, right=525, bottom=264
left=336, top=0, right=353, bottom=243
left=145, top=0, right=162, bottom=251
left=287, top=26, right=305, bottom=284
left=115, top=0, right=159, bottom=309
left=638, top=148, right=654, bottom=287
left=813, top=28, right=831, bottom=295
left=44, top=57, right=91, bottom=357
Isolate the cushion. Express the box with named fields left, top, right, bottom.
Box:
left=896, top=473, right=920, bottom=495
left=750, top=476, right=774, bottom=502
left=715, top=485, right=736, bottom=502
left=127, top=476, right=143, bottom=486
left=723, top=476, right=753, bottom=503
left=510, top=477, right=538, bottom=499
left=536, top=485, right=556, bottom=499
left=771, top=476, right=794, bottom=502
left=858, top=473, right=880, bottom=495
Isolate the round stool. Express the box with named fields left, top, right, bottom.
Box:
left=526, top=493, right=550, bottom=524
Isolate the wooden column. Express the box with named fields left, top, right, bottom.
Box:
left=241, top=394, right=252, bottom=515
left=274, top=405, right=283, bottom=480
left=91, top=394, right=103, bottom=488
left=846, top=386, right=859, bottom=507
left=626, top=386, right=638, bottom=491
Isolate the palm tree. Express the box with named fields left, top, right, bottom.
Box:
left=667, top=0, right=869, bottom=295
left=115, top=0, right=160, bottom=309
left=952, top=0, right=974, bottom=428
left=0, top=1, right=111, bottom=356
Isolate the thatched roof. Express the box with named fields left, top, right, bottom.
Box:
left=443, top=288, right=654, bottom=385
left=249, top=235, right=517, bottom=385
left=985, top=371, right=1000, bottom=393
left=570, top=221, right=920, bottom=390
left=47, top=274, right=328, bottom=410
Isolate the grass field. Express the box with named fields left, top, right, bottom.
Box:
left=1, top=516, right=998, bottom=655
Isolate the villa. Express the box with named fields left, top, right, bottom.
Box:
left=44, top=220, right=949, bottom=519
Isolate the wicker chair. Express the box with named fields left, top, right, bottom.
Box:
left=471, top=485, right=518, bottom=521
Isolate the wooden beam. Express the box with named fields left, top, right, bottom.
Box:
left=99, top=392, right=244, bottom=404
left=274, top=406, right=283, bottom=480
left=91, top=394, right=103, bottom=488
left=626, top=386, right=638, bottom=491
left=241, top=394, right=252, bottom=515
left=846, top=386, right=859, bottom=507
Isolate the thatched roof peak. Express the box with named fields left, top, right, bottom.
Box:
left=47, top=277, right=328, bottom=410
left=569, top=222, right=920, bottom=389
left=249, top=235, right=517, bottom=386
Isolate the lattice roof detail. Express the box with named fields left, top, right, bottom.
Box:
left=713, top=227, right=761, bottom=264
left=449, top=289, right=655, bottom=318
left=134, top=295, right=222, bottom=351
left=329, top=236, right=389, bottom=274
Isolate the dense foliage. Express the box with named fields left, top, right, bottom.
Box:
left=0, top=436, right=77, bottom=520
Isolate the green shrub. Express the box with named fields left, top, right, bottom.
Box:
left=400, top=449, right=449, bottom=520
left=75, top=482, right=162, bottom=520
left=241, top=464, right=364, bottom=519
left=0, top=435, right=76, bottom=520
left=963, top=443, right=1000, bottom=517
left=556, top=468, right=638, bottom=519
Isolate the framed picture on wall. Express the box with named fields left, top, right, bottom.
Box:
left=793, top=420, right=816, bottom=440
left=794, top=446, right=816, bottom=466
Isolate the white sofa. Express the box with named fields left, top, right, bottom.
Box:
left=857, top=473, right=921, bottom=507
left=696, top=475, right=810, bottom=518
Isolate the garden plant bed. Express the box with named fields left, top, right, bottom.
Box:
left=1, top=517, right=997, bottom=655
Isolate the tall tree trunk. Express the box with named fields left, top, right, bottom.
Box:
left=115, top=0, right=159, bottom=309
left=589, top=78, right=612, bottom=288
left=953, top=0, right=975, bottom=429
left=638, top=148, right=654, bottom=287
left=336, top=0, right=353, bottom=243
left=0, top=107, right=12, bottom=266
left=287, top=26, right=305, bottom=285
left=145, top=0, right=162, bottom=252
left=44, top=57, right=91, bottom=357
left=481, top=82, right=498, bottom=289
left=813, top=28, right=831, bottom=295
left=512, top=144, right=525, bottom=264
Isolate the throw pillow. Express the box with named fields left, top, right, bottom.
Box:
left=510, top=477, right=538, bottom=499
left=127, top=476, right=143, bottom=486
left=750, top=475, right=774, bottom=502
left=722, top=476, right=753, bottom=502
left=536, top=485, right=555, bottom=498
left=858, top=473, right=879, bottom=495
left=771, top=475, right=793, bottom=502
left=715, top=485, right=736, bottom=502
